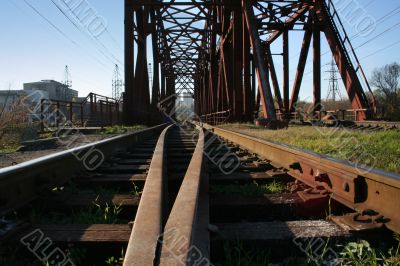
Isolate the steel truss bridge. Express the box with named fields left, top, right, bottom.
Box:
left=124, top=0, right=376, bottom=125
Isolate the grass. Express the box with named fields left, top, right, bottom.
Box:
left=105, top=248, right=125, bottom=266
left=130, top=182, right=142, bottom=197
left=29, top=198, right=122, bottom=224
left=339, top=236, right=400, bottom=266
left=38, top=132, right=54, bottom=139
left=217, top=235, right=400, bottom=265
left=0, top=144, right=20, bottom=153
left=100, top=125, right=147, bottom=135
left=211, top=181, right=285, bottom=196
left=219, top=123, right=400, bottom=174
left=216, top=241, right=271, bottom=266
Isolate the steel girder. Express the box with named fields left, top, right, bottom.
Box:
left=124, top=0, right=375, bottom=123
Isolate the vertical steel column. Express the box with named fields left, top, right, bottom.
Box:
left=161, top=66, right=166, bottom=100
left=151, top=10, right=160, bottom=110
left=250, top=56, right=256, bottom=117
left=313, top=25, right=321, bottom=114
left=283, top=31, right=289, bottom=119
left=124, top=1, right=134, bottom=124
left=210, top=9, right=218, bottom=114
left=242, top=0, right=277, bottom=120
left=233, top=7, right=243, bottom=121
left=134, top=8, right=151, bottom=124
left=243, top=15, right=251, bottom=121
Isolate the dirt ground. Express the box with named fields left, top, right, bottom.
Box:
left=0, top=134, right=115, bottom=169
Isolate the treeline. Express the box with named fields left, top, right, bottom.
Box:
left=370, top=62, right=400, bottom=121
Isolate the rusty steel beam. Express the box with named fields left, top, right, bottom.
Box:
left=233, top=7, right=243, bottom=121
left=289, top=28, right=312, bottom=113
left=251, top=57, right=256, bottom=116
left=266, top=3, right=311, bottom=44
left=318, top=0, right=371, bottom=120
left=151, top=10, right=160, bottom=111
left=313, top=23, right=321, bottom=114
left=243, top=15, right=251, bottom=121
left=242, top=0, right=277, bottom=120
left=283, top=30, right=289, bottom=118
left=124, top=1, right=134, bottom=125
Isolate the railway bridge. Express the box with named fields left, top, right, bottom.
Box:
left=124, top=0, right=376, bottom=125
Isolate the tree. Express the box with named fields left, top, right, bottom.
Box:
left=370, top=62, right=400, bottom=120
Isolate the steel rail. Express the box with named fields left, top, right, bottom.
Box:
left=201, top=123, right=400, bottom=234
left=0, top=124, right=169, bottom=215
left=159, top=125, right=209, bottom=265
left=353, top=121, right=400, bottom=129
left=123, top=125, right=173, bottom=265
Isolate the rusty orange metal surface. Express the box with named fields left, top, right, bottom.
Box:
left=159, top=126, right=210, bottom=265
left=203, top=124, right=400, bottom=234
left=123, top=125, right=173, bottom=265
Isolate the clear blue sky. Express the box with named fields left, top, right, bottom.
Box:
left=1, top=0, right=399, bottom=101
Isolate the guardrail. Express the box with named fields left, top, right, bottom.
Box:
left=200, top=110, right=231, bottom=125
left=39, top=92, right=122, bottom=130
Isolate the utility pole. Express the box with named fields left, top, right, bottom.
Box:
left=112, top=64, right=123, bottom=100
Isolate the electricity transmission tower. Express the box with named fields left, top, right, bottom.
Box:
left=325, top=59, right=342, bottom=103
left=63, top=65, right=72, bottom=100
left=112, top=64, right=123, bottom=100
left=64, top=65, right=72, bottom=89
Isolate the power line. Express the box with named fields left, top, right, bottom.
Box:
left=361, top=39, right=400, bottom=60
left=290, top=4, right=400, bottom=62
left=364, top=0, right=377, bottom=8
left=49, top=0, right=124, bottom=69
left=355, top=21, right=400, bottom=49
left=17, top=0, right=113, bottom=72
left=300, top=20, right=400, bottom=79
left=21, top=0, right=79, bottom=46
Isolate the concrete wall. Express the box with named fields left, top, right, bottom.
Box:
left=23, top=80, right=78, bottom=101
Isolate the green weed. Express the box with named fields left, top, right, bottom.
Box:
left=105, top=248, right=125, bottom=266
left=340, top=240, right=381, bottom=265
left=130, top=182, right=142, bottom=197
left=217, top=241, right=270, bottom=266
left=29, top=197, right=122, bottom=224
left=339, top=235, right=400, bottom=266
left=211, top=181, right=285, bottom=196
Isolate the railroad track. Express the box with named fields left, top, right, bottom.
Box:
left=349, top=121, right=400, bottom=131
left=1, top=122, right=400, bottom=265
